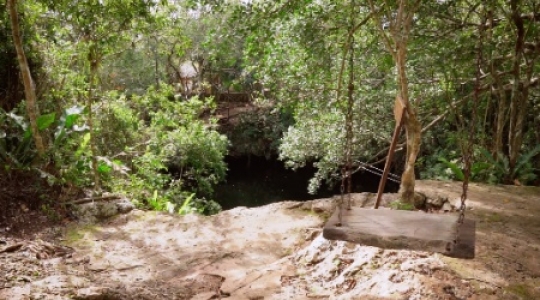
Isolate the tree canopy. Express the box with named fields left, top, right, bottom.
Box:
left=1, top=0, right=539, bottom=213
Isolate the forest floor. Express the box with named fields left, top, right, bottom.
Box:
left=1, top=180, right=540, bottom=300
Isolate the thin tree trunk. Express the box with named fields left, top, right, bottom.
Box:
left=489, top=5, right=507, bottom=159
left=507, top=0, right=526, bottom=178
left=492, top=60, right=508, bottom=158
left=153, top=34, right=160, bottom=88
left=368, top=0, right=421, bottom=203
left=385, top=0, right=421, bottom=204
left=8, top=0, right=46, bottom=156
left=396, top=37, right=421, bottom=204
left=88, top=44, right=101, bottom=191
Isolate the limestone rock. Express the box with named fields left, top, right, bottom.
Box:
left=72, top=197, right=135, bottom=224
left=450, top=197, right=468, bottom=210
left=426, top=195, right=447, bottom=208
left=116, top=200, right=135, bottom=214
left=413, top=192, right=427, bottom=209
left=27, top=275, right=90, bottom=298
left=441, top=201, right=453, bottom=212
left=74, top=287, right=111, bottom=300
left=311, top=199, right=334, bottom=213
left=97, top=202, right=119, bottom=219
left=189, top=292, right=217, bottom=300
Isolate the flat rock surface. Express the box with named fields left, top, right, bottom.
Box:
left=1, top=180, right=540, bottom=299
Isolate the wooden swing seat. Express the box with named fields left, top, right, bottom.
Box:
left=323, top=206, right=475, bottom=259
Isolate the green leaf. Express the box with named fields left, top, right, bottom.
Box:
left=97, top=162, right=112, bottom=174
left=23, top=130, right=31, bottom=141
left=479, top=148, right=506, bottom=173
left=63, top=105, right=85, bottom=128
left=75, top=133, right=91, bottom=158
left=22, top=113, right=56, bottom=140
left=178, top=193, right=196, bottom=215
left=37, top=113, right=56, bottom=131
left=54, top=106, right=86, bottom=144
left=515, top=145, right=540, bottom=175
left=64, top=114, right=79, bottom=129
left=470, top=161, right=490, bottom=178
left=438, top=157, right=464, bottom=181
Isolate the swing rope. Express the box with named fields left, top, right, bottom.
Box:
left=357, top=162, right=401, bottom=184
left=338, top=16, right=356, bottom=226
left=457, top=12, right=484, bottom=225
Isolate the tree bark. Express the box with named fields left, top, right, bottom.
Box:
left=396, top=36, right=421, bottom=204
left=88, top=44, right=101, bottom=191
left=7, top=0, right=46, bottom=156
left=368, top=0, right=420, bottom=204
left=507, top=0, right=526, bottom=178
left=492, top=60, right=508, bottom=158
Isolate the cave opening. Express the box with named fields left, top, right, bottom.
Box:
left=213, top=155, right=399, bottom=210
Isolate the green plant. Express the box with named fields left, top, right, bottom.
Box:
left=174, top=193, right=220, bottom=215
left=505, top=283, right=534, bottom=300
left=228, top=107, right=293, bottom=158
left=94, top=92, right=143, bottom=159
left=438, top=157, right=490, bottom=182
left=0, top=105, right=88, bottom=172
left=41, top=203, right=60, bottom=222
left=0, top=108, right=54, bottom=167
left=389, top=200, right=415, bottom=211
left=147, top=190, right=167, bottom=211
left=418, top=149, right=457, bottom=181
left=438, top=157, right=465, bottom=180
left=109, top=86, right=227, bottom=215
left=479, top=146, right=540, bottom=185
left=177, top=193, right=195, bottom=215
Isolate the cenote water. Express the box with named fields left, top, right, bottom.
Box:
left=213, top=155, right=399, bottom=210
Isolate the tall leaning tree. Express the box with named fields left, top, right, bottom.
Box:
left=7, top=0, right=46, bottom=156
left=368, top=0, right=421, bottom=203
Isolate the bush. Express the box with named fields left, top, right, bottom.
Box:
left=108, top=85, right=228, bottom=215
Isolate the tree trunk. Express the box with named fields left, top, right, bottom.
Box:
left=367, top=0, right=421, bottom=203
left=368, top=0, right=417, bottom=203
left=391, top=0, right=420, bottom=204
left=396, top=37, right=421, bottom=204
left=88, top=44, right=101, bottom=191
left=507, top=0, right=526, bottom=178
left=491, top=58, right=508, bottom=158
left=7, top=0, right=46, bottom=156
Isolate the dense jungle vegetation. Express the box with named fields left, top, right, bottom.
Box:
left=1, top=0, right=539, bottom=216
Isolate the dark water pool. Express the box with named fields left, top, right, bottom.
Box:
left=213, top=155, right=399, bottom=210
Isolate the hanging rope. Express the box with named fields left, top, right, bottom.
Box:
left=345, top=24, right=355, bottom=211
left=357, top=162, right=401, bottom=184
left=338, top=7, right=357, bottom=226
left=458, top=14, right=484, bottom=224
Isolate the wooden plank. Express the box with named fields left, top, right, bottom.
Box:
left=447, top=218, right=475, bottom=259
left=323, top=207, right=475, bottom=258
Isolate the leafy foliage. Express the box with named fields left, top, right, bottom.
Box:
left=478, top=147, right=540, bottom=185
left=108, top=86, right=228, bottom=214
left=389, top=200, right=415, bottom=211
left=2, top=0, right=540, bottom=221
left=0, top=104, right=87, bottom=171
left=228, top=107, right=293, bottom=158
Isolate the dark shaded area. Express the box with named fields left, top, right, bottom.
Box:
left=214, top=155, right=399, bottom=210
left=0, top=170, right=66, bottom=238
left=0, top=3, right=44, bottom=112
left=0, top=4, right=23, bottom=112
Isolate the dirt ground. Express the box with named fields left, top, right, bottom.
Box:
left=1, top=179, right=540, bottom=300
